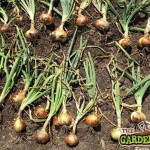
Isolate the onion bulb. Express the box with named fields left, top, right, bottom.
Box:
left=119, top=37, right=131, bottom=48
left=53, top=115, right=59, bottom=126
left=35, top=129, right=50, bottom=144
left=51, top=25, right=68, bottom=42
left=11, top=91, right=25, bottom=105
left=34, top=105, right=48, bottom=119
left=39, top=13, right=54, bottom=25
left=58, top=110, right=72, bottom=126
left=0, top=24, right=9, bottom=33
left=111, top=128, right=122, bottom=141
left=65, top=133, right=79, bottom=147
left=130, top=111, right=146, bottom=123
left=0, top=111, right=2, bottom=123
left=76, top=14, right=88, bottom=27
left=93, top=18, right=110, bottom=31
left=15, top=15, right=23, bottom=24
left=13, top=117, right=25, bottom=133
left=138, top=35, right=150, bottom=47
left=85, top=114, right=100, bottom=127
left=25, top=28, right=39, bottom=39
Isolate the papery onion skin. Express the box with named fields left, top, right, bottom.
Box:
left=138, top=36, right=150, bottom=47
left=11, top=91, right=25, bottom=105
left=65, top=133, right=79, bottom=147
left=39, top=13, right=54, bottom=25
left=51, top=26, right=68, bottom=42
left=15, top=15, right=23, bottom=24
left=13, top=117, right=25, bottom=133
left=35, top=129, right=50, bottom=144
left=85, top=114, right=100, bottom=127
left=0, top=24, right=9, bottom=33
left=93, top=18, right=110, bottom=31
left=130, top=111, right=146, bottom=123
left=58, top=111, right=72, bottom=126
left=25, top=29, right=39, bottom=39
left=119, top=37, right=131, bottom=48
left=34, top=105, right=48, bottom=119
left=111, top=128, right=122, bottom=141
left=53, top=115, right=60, bottom=126
left=76, top=14, right=88, bottom=27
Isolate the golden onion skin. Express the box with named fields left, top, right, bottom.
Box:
left=58, top=111, right=72, bottom=126
left=51, top=27, right=68, bottom=42
left=25, top=29, right=39, bottom=39
left=65, top=133, right=79, bottom=147
left=34, top=105, right=48, bottom=119
left=35, top=129, right=50, bottom=144
left=94, top=18, right=110, bottom=31
left=11, top=91, right=25, bottom=105
left=111, top=128, right=122, bottom=141
left=138, top=36, right=150, bottom=47
left=13, top=117, right=26, bottom=133
left=39, top=13, right=54, bottom=25
left=53, top=115, right=60, bottom=126
left=119, top=37, right=131, bottom=48
left=76, top=14, right=88, bottom=27
left=15, top=15, right=23, bottom=24
left=130, top=111, right=146, bottom=123
left=0, top=24, right=9, bottom=33
left=85, top=114, right=100, bottom=127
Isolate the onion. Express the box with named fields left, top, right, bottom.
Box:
left=51, top=25, right=68, bottom=42
left=15, top=15, right=23, bottom=24
left=39, top=13, right=54, bottom=25
left=0, top=24, right=9, bottom=33
left=25, top=28, right=39, bottom=39
left=53, top=115, right=59, bottom=126
left=76, top=14, right=88, bottom=27
left=138, top=35, right=150, bottom=47
left=85, top=114, right=100, bottom=127
left=111, top=128, right=122, bottom=141
left=34, top=105, right=48, bottom=119
left=130, top=111, right=146, bottom=123
left=93, top=18, right=110, bottom=31
left=119, top=37, right=131, bottom=48
left=58, top=110, right=72, bottom=126
left=0, top=111, right=2, bottom=123
left=13, top=117, right=25, bottom=133
left=11, top=91, right=25, bottom=105
left=35, top=129, right=50, bottom=144
left=65, top=133, right=79, bottom=147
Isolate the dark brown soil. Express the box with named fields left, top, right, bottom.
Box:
left=0, top=1, right=150, bottom=150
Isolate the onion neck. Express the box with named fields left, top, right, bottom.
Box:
left=17, top=110, right=22, bottom=119
left=30, top=20, right=35, bottom=31
left=137, top=106, right=142, bottom=112
left=60, top=22, right=65, bottom=29
left=42, top=114, right=53, bottom=131
left=78, top=9, right=82, bottom=16
left=62, top=100, right=67, bottom=112
left=72, top=120, right=77, bottom=134
left=45, top=100, right=50, bottom=112
left=48, top=1, right=53, bottom=15
left=117, top=116, right=121, bottom=128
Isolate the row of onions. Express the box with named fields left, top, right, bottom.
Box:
left=1, top=27, right=149, bottom=144
left=106, top=43, right=150, bottom=141
left=0, top=27, right=101, bottom=147
left=0, top=0, right=149, bottom=47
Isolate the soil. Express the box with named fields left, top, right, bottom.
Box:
left=0, top=1, right=150, bottom=150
